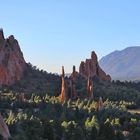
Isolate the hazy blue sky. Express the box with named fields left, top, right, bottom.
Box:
left=1, top=0, right=140, bottom=73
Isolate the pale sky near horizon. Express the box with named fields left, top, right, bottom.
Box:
left=1, top=0, right=140, bottom=73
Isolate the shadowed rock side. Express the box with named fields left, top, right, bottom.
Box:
left=79, top=51, right=111, bottom=81
left=0, top=29, right=26, bottom=85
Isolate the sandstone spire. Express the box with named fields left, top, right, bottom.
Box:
left=68, top=65, right=78, bottom=99
left=70, top=65, right=79, bottom=79
left=73, top=65, right=76, bottom=74
left=79, top=61, right=85, bottom=75
left=60, top=66, right=66, bottom=103
left=79, top=51, right=111, bottom=81
left=87, top=77, right=93, bottom=99
left=0, top=28, right=4, bottom=40
left=91, top=51, right=97, bottom=62
left=62, top=66, right=64, bottom=77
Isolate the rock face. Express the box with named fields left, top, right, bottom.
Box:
left=0, top=29, right=26, bottom=85
left=79, top=51, right=111, bottom=81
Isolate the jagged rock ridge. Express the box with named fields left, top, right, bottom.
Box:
left=79, top=51, right=111, bottom=81
left=59, top=51, right=111, bottom=102
left=0, top=29, right=26, bottom=85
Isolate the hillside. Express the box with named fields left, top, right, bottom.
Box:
left=99, top=47, right=140, bottom=81
left=9, top=63, right=61, bottom=96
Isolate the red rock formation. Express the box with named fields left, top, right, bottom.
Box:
left=59, top=52, right=111, bottom=101
left=73, top=65, right=76, bottom=73
left=59, top=66, right=78, bottom=101
left=69, top=65, right=79, bottom=99
left=0, top=29, right=26, bottom=85
left=79, top=51, right=111, bottom=81
left=59, top=66, right=67, bottom=103
left=87, top=77, right=93, bottom=99
left=70, top=65, right=79, bottom=80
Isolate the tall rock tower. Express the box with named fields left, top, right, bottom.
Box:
left=59, top=66, right=67, bottom=103
left=0, top=29, right=26, bottom=85
left=87, top=76, right=93, bottom=99
left=79, top=51, right=111, bottom=81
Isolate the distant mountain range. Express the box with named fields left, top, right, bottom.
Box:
left=99, top=46, right=140, bottom=81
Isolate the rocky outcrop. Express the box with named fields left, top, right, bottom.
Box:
left=59, top=51, right=111, bottom=101
left=59, top=66, right=67, bottom=103
left=79, top=51, right=111, bottom=81
left=69, top=65, right=79, bottom=80
left=87, top=77, right=93, bottom=99
left=0, top=29, right=26, bottom=85
left=68, top=65, right=78, bottom=99
left=59, top=66, right=78, bottom=102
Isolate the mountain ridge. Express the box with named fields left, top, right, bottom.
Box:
left=99, top=46, right=140, bottom=81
